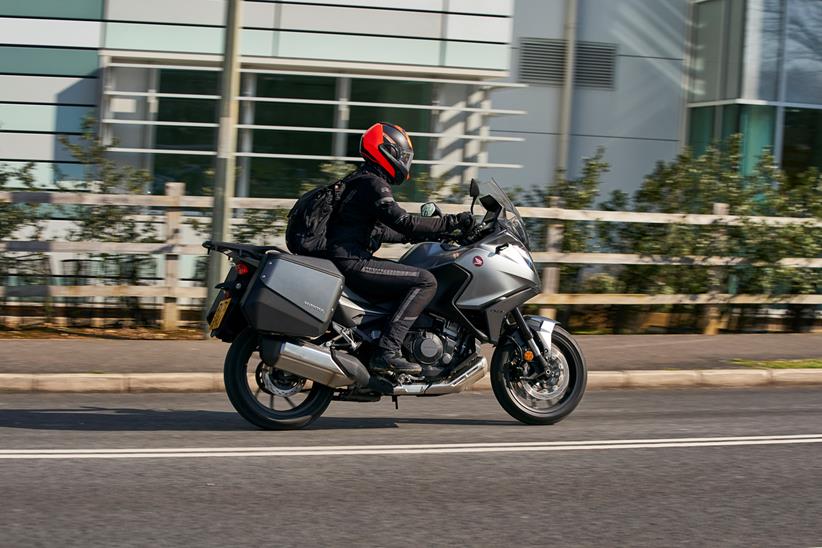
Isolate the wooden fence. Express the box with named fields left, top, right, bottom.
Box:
left=1, top=182, right=820, bottom=332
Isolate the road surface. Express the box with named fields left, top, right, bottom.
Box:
left=0, top=388, right=820, bottom=547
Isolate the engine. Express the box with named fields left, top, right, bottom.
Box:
left=403, top=318, right=466, bottom=368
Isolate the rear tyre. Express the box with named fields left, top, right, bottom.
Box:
left=224, top=328, right=333, bottom=430
left=491, top=325, right=586, bottom=425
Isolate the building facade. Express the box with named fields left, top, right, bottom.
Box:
left=0, top=0, right=520, bottom=197
left=688, top=0, right=822, bottom=179
left=484, top=0, right=689, bottom=198
left=484, top=0, right=822, bottom=197
left=2, top=0, right=821, bottom=200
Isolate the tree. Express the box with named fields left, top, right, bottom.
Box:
left=0, top=162, right=39, bottom=240
left=58, top=116, right=156, bottom=243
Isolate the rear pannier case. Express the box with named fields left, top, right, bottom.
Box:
left=241, top=252, right=344, bottom=337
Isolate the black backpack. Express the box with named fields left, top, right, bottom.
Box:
left=285, top=179, right=345, bottom=256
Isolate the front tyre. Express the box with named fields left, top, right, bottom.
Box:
left=224, top=328, right=333, bottom=430
left=491, top=325, right=586, bottom=425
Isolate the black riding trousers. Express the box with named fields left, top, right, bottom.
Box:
left=334, top=258, right=437, bottom=353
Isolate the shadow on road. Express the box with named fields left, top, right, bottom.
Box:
left=0, top=408, right=516, bottom=431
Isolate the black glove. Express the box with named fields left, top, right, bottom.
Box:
left=445, top=212, right=476, bottom=232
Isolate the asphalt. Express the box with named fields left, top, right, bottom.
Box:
left=0, top=388, right=821, bottom=547
left=1, top=333, right=819, bottom=373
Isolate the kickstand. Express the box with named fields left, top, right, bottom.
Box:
left=392, top=395, right=399, bottom=410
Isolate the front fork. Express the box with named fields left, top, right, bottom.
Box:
left=511, top=308, right=551, bottom=373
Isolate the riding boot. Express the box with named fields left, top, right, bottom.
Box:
left=369, top=349, right=422, bottom=375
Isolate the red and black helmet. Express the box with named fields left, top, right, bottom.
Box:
left=359, top=122, right=414, bottom=185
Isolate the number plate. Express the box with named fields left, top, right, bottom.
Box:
left=209, top=297, right=231, bottom=330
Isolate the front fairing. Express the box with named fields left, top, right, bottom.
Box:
left=476, top=179, right=530, bottom=250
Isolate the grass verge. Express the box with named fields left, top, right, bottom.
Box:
left=732, top=358, right=822, bottom=369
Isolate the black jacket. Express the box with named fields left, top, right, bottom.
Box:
left=326, top=165, right=454, bottom=259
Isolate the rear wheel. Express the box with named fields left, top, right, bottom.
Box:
left=491, top=325, right=586, bottom=425
left=224, top=328, right=333, bottom=430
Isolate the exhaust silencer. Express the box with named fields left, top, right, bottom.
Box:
left=260, top=339, right=369, bottom=388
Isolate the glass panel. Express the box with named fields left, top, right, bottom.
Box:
left=245, top=75, right=337, bottom=197
left=256, top=74, right=335, bottom=100
left=248, top=158, right=326, bottom=198
left=739, top=105, right=775, bottom=174
left=785, top=0, right=822, bottom=104
left=721, top=104, right=741, bottom=141
left=781, top=108, right=822, bottom=177
left=153, top=70, right=219, bottom=194
left=157, top=99, right=218, bottom=124
left=742, top=0, right=782, bottom=100
left=690, top=0, right=724, bottom=102
left=688, top=106, right=716, bottom=156
left=153, top=155, right=214, bottom=196
left=159, top=69, right=218, bottom=95
left=723, top=0, right=745, bottom=99
left=347, top=79, right=433, bottom=162
left=253, top=75, right=336, bottom=130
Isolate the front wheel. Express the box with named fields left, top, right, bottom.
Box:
left=224, top=328, right=333, bottom=430
left=491, top=325, right=587, bottom=425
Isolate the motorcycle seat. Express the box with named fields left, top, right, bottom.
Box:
left=341, top=287, right=397, bottom=312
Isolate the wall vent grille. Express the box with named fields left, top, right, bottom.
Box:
left=519, top=38, right=616, bottom=89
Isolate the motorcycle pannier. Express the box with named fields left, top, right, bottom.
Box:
left=241, top=252, right=344, bottom=337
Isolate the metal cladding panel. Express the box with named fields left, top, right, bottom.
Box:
left=0, top=18, right=102, bottom=48
left=277, top=31, right=440, bottom=66
left=104, top=22, right=223, bottom=54
left=0, top=0, right=103, bottom=20
left=286, top=0, right=445, bottom=10
left=0, top=76, right=97, bottom=105
left=571, top=56, right=683, bottom=140
left=445, top=13, right=512, bottom=43
left=0, top=46, right=99, bottom=77
left=444, top=42, right=510, bottom=71
left=0, top=162, right=85, bottom=188
left=576, top=0, right=687, bottom=60
left=0, top=133, right=75, bottom=162
left=279, top=4, right=442, bottom=38
left=0, top=104, right=90, bottom=133
left=107, top=0, right=225, bottom=26
left=449, top=0, right=513, bottom=16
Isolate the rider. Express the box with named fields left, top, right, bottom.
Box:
left=326, top=122, right=474, bottom=375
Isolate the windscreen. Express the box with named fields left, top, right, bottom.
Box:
left=476, top=179, right=530, bottom=249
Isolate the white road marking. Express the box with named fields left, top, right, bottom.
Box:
left=0, top=434, right=821, bottom=460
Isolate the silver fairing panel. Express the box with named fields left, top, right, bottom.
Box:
left=400, top=234, right=540, bottom=310
left=455, top=235, right=540, bottom=309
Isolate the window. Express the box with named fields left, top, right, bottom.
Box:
left=688, top=106, right=715, bottom=157
left=785, top=0, right=822, bottom=104
left=346, top=79, right=433, bottom=163
left=689, top=105, right=775, bottom=173
left=742, top=0, right=782, bottom=100
left=248, top=75, right=337, bottom=197
left=153, top=69, right=219, bottom=195
left=782, top=108, right=822, bottom=177
left=690, top=0, right=745, bottom=102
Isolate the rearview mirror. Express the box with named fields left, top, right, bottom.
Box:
left=469, top=178, right=480, bottom=198
left=420, top=202, right=442, bottom=217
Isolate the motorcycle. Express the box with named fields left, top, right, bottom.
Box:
left=204, top=178, right=586, bottom=429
